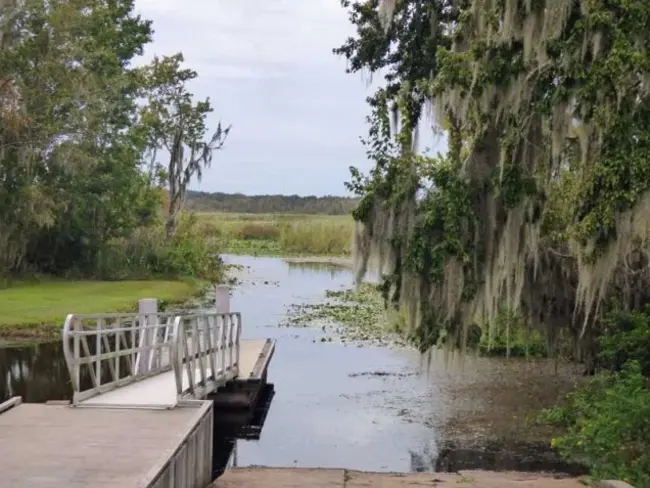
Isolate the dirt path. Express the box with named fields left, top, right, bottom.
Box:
left=212, top=468, right=626, bottom=488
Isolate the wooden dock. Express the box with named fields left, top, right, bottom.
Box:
left=212, top=468, right=631, bottom=488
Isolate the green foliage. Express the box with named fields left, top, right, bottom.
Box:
left=408, top=156, right=475, bottom=283
left=335, top=0, right=454, bottom=126
left=340, top=0, right=650, bottom=348
left=0, top=0, right=226, bottom=282
left=541, top=362, right=650, bottom=487
left=0, top=0, right=154, bottom=274
left=598, top=308, right=650, bottom=377
left=541, top=309, right=650, bottom=486
left=93, top=215, right=223, bottom=282
left=479, top=308, right=547, bottom=358
left=340, top=1, right=650, bottom=482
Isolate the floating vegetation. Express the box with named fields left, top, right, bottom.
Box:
left=282, top=283, right=406, bottom=347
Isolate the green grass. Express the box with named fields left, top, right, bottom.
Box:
left=0, top=280, right=201, bottom=339
left=195, top=212, right=355, bottom=256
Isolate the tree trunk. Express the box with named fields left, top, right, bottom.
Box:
left=166, top=128, right=184, bottom=239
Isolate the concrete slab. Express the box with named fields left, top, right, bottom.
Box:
left=214, top=468, right=600, bottom=488
left=0, top=402, right=210, bottom=488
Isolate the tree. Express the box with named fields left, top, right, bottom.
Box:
left=339, top=0, right=650, bottom=357
left=0, top=0, right=159, bottom=275
left=139, top=53, right=230, bottom=239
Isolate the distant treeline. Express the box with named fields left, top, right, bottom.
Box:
left=187, top=191, right=359, bottom=215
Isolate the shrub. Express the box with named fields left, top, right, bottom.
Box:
left=541, top=309, right=650, bottom=487
left=92, top=215, right=223, bottom=281
left=479, top=308, right=547, bottom=358
left=541, top=361, right=650, bottom=486
left=598, top=308, right=650, bottom=376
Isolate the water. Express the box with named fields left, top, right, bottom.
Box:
left=205, top=255, right=432, bottom=471
left=0, top=255, right=585, bottom=475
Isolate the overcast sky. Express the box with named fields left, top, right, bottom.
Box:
left=135, top=0, right=443, bottom=196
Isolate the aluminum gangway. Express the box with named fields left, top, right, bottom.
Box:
left=61, top=311, right=267, bottom=409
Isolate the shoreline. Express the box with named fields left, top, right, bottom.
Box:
left=283, top=256, right=353, bottom=268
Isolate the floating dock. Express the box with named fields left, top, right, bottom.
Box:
left=0, top=331, right=275, bottom=488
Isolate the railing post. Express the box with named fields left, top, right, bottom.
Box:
left=215, top=285, right=230, bottom=314
left=135, top=298, right=158, bottom=375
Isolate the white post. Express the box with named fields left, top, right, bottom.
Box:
left=135, top=298, right=158, bottom=375
left=215, top=285, right=230, bottom=314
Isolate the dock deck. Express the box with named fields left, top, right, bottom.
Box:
left=0, top=337, right=276, bottom=488
left=0, top=401, right=212, bottom=488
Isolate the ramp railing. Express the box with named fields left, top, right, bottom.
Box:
left=62, top=313, right=177, bottom=404
left=62, top=311, right=242, bottom=405
left=171, top=312, right=241, bottom=400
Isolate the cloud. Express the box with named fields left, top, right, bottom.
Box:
left=138, top=0, right=354, bottom=75
left=134, top=0, right=395, bottom=196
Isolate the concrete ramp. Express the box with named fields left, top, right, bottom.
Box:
left=212, top=468, right=632, bottom=488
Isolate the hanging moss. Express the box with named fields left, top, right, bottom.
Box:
left=348, top=0, right=650, bottom=355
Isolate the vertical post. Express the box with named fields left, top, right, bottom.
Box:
left=215, top=284, right=230, bottom=314
left=135, top=298, right=158, bottom=375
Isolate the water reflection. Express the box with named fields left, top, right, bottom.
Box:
left=285, top=260, right=350, bottom=280
left=0, top=341, right=71, bottom=403
left=212, top=383, right=275, bottom=478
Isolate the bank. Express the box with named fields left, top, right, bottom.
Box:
left=0, top=279, right=206, bottom=342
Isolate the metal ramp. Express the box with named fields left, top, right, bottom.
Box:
left=62, top=311, right=252, bottom=409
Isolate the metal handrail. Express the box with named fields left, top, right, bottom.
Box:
left=62, top=312, right=178, bottom=404
left=171, top=312, right=242, bottom=400
left=62, top=311, right=243, bottom=405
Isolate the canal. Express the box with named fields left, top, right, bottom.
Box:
left=0, top=255, right=585, bottom=476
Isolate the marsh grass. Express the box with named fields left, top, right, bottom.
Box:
left=196, top=212, right=354, bottom=256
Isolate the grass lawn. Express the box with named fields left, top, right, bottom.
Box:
left=0, top=280, right=200, bottom=340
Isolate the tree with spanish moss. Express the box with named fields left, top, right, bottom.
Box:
left=139, top=53, right=230, bottom=239
left=339, top=0, right=650, bottom=358
left=338, top=1, right=650, bottom=482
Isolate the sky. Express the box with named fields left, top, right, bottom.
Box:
left=135, top=0, right=444, bottom=197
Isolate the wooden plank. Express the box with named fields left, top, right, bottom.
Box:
left=238, top=340, right=275, bottom=379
